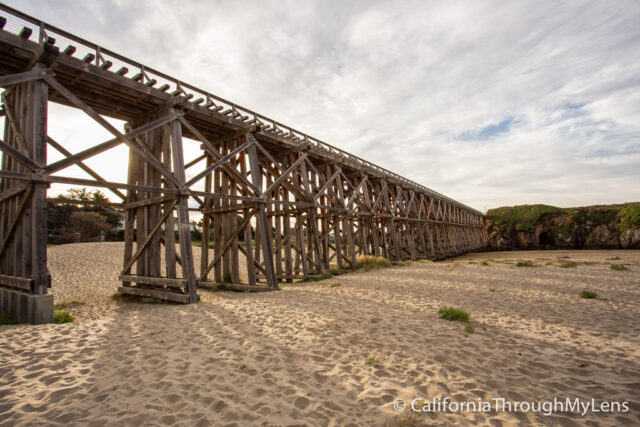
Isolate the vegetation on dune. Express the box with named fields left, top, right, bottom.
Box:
left=516, top=261, right=538, bottom=267
left=559, top=262, right=578, bottom=268
left=54, top=300, right=86, bottom=309
left=304, top=273, right=333, bottom=282
left=481, top=261, right=489, bottom=266
left=438, top=307, right=470, bottom=322
left=438, top=307, right=475, bottom=334
left=354, top=255, right=392, bottom=271
left=54, top=311, right=75, bottom=324
left=329, top=283, right=341, bottom=288
left=610, top=264, right=628, bottom=271
left=618, top=204, right=640, bottom=233
left=112, top=293, right=173, bottom=304
left=580, top=291, right=597, bottom=299
left=0, top=315, right=15, bottom=325
left=366, top=356, right=381, bottom=365
left=487, top=204, right=560, bottom=232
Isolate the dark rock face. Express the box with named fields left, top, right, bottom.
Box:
left=485, top=204, right=640, bottom=250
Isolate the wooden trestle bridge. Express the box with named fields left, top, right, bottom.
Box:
left=0, top=4, right=486, bottom=322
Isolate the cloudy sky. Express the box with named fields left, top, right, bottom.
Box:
left=3, top=0, right=640, bottom=212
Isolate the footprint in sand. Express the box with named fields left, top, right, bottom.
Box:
left=294, top=396, right=311, bottom=410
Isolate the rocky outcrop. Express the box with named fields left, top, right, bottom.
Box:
left=485, top=203, right=640, bottom=250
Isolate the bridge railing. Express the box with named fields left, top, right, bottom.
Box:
left=0, top=3, right=481, bottom=215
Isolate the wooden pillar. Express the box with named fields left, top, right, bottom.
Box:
left=0, top=68, right=53, bottom=324
left=169, top=118, right=198, bottom=302
left=201, top=154, right=213, bottom=281
left=29, top=72, right=49, bottom=295
left=0, top=73, right=49, bottom=294
left=246, top=136, right=277, bottom=290
left=163, top=131, right=177, bottom=278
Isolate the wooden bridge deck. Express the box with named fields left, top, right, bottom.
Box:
left=0, top=4, right=487, bottom=320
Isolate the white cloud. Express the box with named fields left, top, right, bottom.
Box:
left=3, top=0, right=640, bottom=211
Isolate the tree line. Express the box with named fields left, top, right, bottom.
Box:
left=47, top=188, right=123, bottom=244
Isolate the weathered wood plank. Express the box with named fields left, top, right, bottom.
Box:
left=117, top=286, right=190, bottom=303
left=168, top=118, right=199, bottom=303
left=0, top=274, right=34, bottom=291
left=119, top=275, right=186, bottom=288
left=0, top=68, right=54, bottom=87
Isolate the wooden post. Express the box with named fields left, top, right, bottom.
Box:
left=29, top=69, right=49, bottom=294
left=163, top=129, right=177, bottom=278
left=246, top=136, right=277, bottom=290
left=0, top=66, right=53, bottom=324
left=169, top=118, right=198, bottom=302
left=201, top=154, right=212, bottom=281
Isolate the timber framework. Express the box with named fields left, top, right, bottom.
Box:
left=0, top=4, right=487, bottom=323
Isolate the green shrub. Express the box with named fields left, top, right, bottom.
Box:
left=464, top=323, right=475, bottom=334
left=306, top=273, right=333, bottom=282
left=481, top=261, right=489, bottom=266
left=355, top=255, right=392, bottom=271
left=559, top=262, right=578, bottom=268
left=329, top=283, right=341, bottom=288
left=366, top=356, right=380, bottom=365
left=0, top=315, right=15, bottom=325
left=54, top=311, right=75, bottom=324
left=610, top=264, right=628, bottom=271
left=516, top=261, right=538, bottom=267
left=54, top=300, right=86, bottom=309
left=438, top=307, right=469, bottom=322
left=618, top=204, right=640, bottom=232
left=487, top=205, right=560, bottom=232
left=580, top=291, right=597, bottom=299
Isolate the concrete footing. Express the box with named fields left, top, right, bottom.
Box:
left=0, top=288, right=54, bottom=324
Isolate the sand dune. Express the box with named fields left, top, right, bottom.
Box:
left=1, top=244, right=639, bottom=425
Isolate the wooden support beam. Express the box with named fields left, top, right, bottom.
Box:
left=200, top=208, right=256, bottom=280
left=0, top=186, right=32, bottom=261
left=0, top=183, right=28, bottom=203
left=0, top=68, right=54, bottom=87
left=0, top=274, right=34, bottom=291
left=246, top=135, right=277, bottom=290
left=45, top=110, right=182, bottom=174
left=47, top=136, right=126, bottom=200
left=45, top=77, right=181, bottom=187
left=121, top=199, right=177, bottom=274
left=117, top=286, right=189, bottom=303
left=119, top=275, right=186, bottom=289
left=183, top=138, right=254, bottom=188
left=261, top=153, right=307, bottom=197
left=0, top=170, right=182, bottom=195
left=0, top=137, right=42, bottom=171
left=168, top=119, right=199, bottom=302
left=178, top=117, right=260, bottom=195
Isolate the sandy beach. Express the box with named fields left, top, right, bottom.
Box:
left=1, top=244, right=639, bottom=426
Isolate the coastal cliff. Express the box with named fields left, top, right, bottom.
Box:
left=485, top=203, right=640, bottom=250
